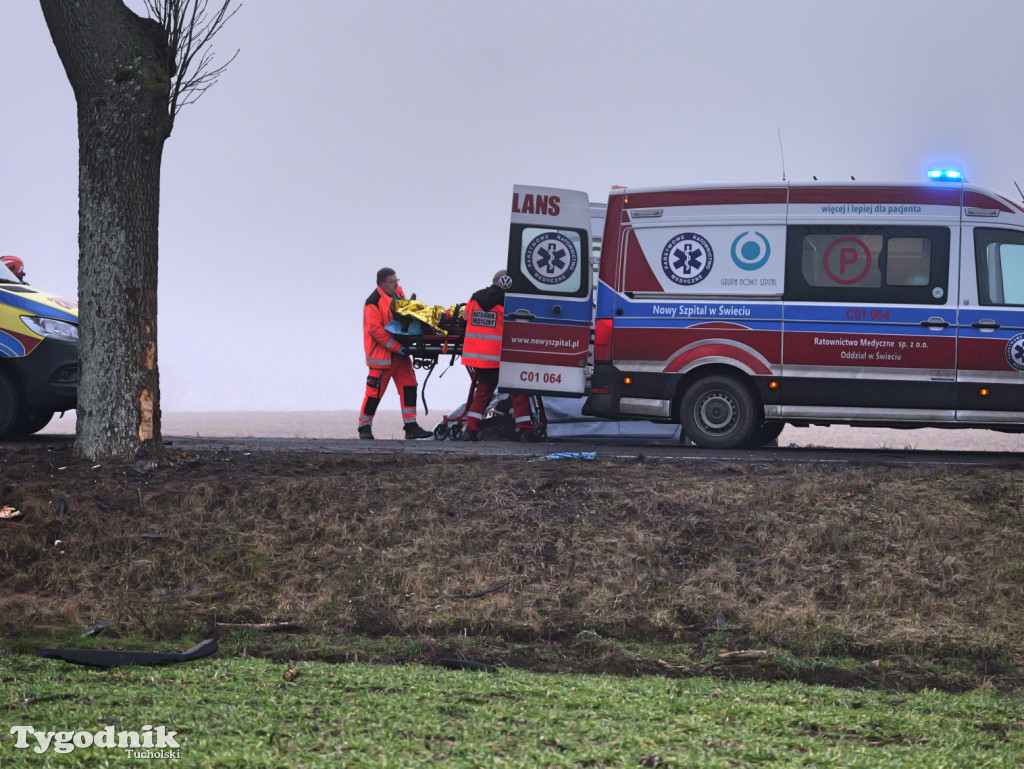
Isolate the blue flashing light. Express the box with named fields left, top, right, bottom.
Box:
left=927, top=169, right=963, bottom=182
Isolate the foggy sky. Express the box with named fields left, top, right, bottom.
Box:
left=3, top=0, right=1024, bottom=417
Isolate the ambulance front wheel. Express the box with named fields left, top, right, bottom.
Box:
left=680, top=375, right=758, bottom=450
left=9, top=408, right=54, bottom=437
left=0, top=370, right=20, bottom=438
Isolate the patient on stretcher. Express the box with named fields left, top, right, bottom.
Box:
left=385, top=299, right=465, bottom=336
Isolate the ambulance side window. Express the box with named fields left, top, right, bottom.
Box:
left=975, top=228, right=1024, bottom=306
left=886, top=238, right=932, bottom=286
left=784, top=226, right=949, bottom=304
left=800, top=233, right=883, bottom=288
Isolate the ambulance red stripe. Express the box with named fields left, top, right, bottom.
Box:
left=624, top=187, right=787, bottom=209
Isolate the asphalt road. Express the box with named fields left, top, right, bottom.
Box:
left=13, top=433, right=1024, bottom=468
left=146, top=435, right=1022, bottom=468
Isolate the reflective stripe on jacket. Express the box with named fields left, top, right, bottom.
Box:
left=461, top=285, right=504, bottom=369
left=363, top=285, right=406, bottom=367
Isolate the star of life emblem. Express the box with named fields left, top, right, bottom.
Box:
left=661, top=232, right=714, bottom=286
left=524, top=232, right=578, bottom=285
left=1006, top=333, right=1024, bottom=372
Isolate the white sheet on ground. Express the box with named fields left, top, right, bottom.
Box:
left=542, top=396, right=682, bottom=441
left=448, top=394, right=682, bottom=441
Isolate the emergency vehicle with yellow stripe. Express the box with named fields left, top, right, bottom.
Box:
left=498, top=173, right=1024, bottom=448
left=0, top=258, right=78, bottom=437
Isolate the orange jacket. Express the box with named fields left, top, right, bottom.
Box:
left=363, top=285, right=406, bottom=368
left=461, top=285, right=504, bottom=369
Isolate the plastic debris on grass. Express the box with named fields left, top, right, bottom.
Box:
left=536, top=452, right=597, bottom=462
left=84, top=619, right=114, bottom=637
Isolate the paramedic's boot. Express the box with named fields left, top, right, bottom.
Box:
left=463, top=430, right=479, bottom=442
left=358, top=425, right=374, bottom=440
left=404, top=423, right=431, bottom=440
left=519, top=430, right=542, bottom=443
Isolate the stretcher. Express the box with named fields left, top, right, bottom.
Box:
left=387, top=299, right=546, bottom=439
left=385, top=300, right=466, bottom=418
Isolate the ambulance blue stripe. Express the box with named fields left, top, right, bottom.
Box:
left=507, top=295, right=592, bottom=324
left=0, top=291, right=78, bottom=323
left=0, top=330, right=27, bottom=357
left=609, top=318, right=963, bottom=337
left=612, top=300, right=784, bottom=322
left=613, top=309, right=783, bottom=322
left=958, top=308, right=1024, bottom=332
left=785, top=305, right=956, bottom=324
left=785, top=323, right=958, bottom=337
left=596, top=281, right=616, bottom=316
left=612, top=318, right=780, bottom=331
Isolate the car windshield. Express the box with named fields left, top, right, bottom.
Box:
left=0, top=261, right=21, bottom=284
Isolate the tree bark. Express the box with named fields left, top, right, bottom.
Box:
left=40, top=0, right=171, bottom=460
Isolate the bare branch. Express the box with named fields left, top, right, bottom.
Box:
left=141, top=0, right=241, bottom=133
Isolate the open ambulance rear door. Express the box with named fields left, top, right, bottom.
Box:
left=499, top=186, right=592, bottom=397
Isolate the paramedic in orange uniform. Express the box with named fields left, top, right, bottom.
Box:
left=358, top=267, right=431, bottom=440
left=461, top=270, right=539, bottom=442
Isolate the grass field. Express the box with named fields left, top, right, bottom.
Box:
left=3, top=654, right=1022, bottom=767
left=2, top=442, right=1023, bottom=765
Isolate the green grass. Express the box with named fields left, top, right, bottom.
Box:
left=1, top=654, right=1021, bottom=768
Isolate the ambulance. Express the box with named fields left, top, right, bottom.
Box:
left=498, top=174, right=1024, bottom=448
left=0, top=258, right=78, bottom=437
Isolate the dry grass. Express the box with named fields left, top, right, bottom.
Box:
left=2, top=445, right=1023, bottom=674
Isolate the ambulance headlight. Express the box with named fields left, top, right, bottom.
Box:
left=21, top=315, right=79, bottom=341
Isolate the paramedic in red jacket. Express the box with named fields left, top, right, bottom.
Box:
left=461, top=270, right=539, bottom=442
left=358, top=267, right=431, bottom=440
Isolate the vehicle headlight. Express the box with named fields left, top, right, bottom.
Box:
left=21, top=315, right=79, bottom=341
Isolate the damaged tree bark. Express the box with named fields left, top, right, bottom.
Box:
left=41, top=0, right=169, bottom=460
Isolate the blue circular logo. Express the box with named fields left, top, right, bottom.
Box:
left=1006, top=333, right=1024, bottom=372
left=524, top=232, right=578, bottom=285
left=661, top=233, right=714, bottom=286
left=731, top=231, right=771, bottom=271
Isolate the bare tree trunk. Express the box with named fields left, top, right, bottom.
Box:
left=40, top=0, right=171, bottom=460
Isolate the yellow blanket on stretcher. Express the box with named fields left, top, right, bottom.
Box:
left=392, top=299, right=463, bottom=333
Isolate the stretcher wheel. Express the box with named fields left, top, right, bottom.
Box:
left=449, top=423, right=463, bottom=441
left=433, top=423, right=449, bottom=440
left=535, top=425, right=547, bottom=439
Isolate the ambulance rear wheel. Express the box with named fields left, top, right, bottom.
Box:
left=0, top=371, right=20, bottom=438
left=680, top=375, right=758, bottom=449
